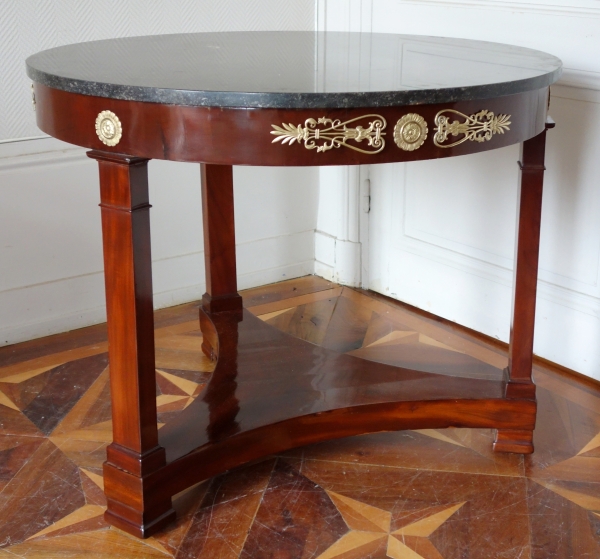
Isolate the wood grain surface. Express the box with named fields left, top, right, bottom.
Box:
left=33, top=84, right=548, bottom=166
left=0, top=277, right=598, bottom=557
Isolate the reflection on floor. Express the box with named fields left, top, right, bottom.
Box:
left=0, top=276, right=599, bottom=558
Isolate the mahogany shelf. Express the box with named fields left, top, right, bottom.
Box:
left=25, top=31, right=562, bottom=538
left=153, top=309, right=532, bottom=497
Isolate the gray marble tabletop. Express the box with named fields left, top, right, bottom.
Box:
left=26, top=31, right=562, bottom=109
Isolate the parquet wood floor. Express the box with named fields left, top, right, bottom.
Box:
left=0, top=276, right=599, bottom=558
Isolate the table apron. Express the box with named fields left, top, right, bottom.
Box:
left=33, top=84, right=549, bottom=166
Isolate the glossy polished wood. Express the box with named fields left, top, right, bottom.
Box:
left=86, top=151, right=175, bottom=537
left=68, top=129, right=550, bottom=537
left=28, top=41, right=556, bottom=537
left=34, top=84, right=548, bottom=166
left=1, top=278, right=599, bottom=558
left=494, top=121, right=553, bottom=453
left=200, top=164, right=243, bottom=316
left=151, top=308, right=536, bottom=499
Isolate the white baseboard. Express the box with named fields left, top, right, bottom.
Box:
left=0, top=240, right=315, bottom=347
left=0, top=137, right=318, bottom=346
left=314, top=230, right=362, bottom=286
left=315, top=261, right=335, bottom=283
left=0, top=273, right=108, bottom=346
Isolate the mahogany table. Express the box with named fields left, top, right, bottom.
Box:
left=26, top=31, right=562, bottom=538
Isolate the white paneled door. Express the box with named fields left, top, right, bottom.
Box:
left=367, top=85, right=600, bottom=381
left=318, top=0, right=600, bottom=380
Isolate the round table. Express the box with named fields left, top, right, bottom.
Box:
left=27, top=31, right=562, bottom=538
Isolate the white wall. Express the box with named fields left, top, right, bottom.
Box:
left=0, top=1, right=318, bottom=346
left=316, top=0, right=600, bottom=379
left=315, top=166, right=370, bottom=286
left=4, top=0, right=598, bottom=382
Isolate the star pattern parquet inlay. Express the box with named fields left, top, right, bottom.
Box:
left=0, top=276, right=599, bottom=557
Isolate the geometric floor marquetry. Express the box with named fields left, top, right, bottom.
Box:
left=318, top=492, right=465, bottom=559
left=1, top=276, right=599, bottom=558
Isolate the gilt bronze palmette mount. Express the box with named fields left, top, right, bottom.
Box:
left=434, top=109, right=511, bottom=148
left=270, top=115, right=386, bottom=154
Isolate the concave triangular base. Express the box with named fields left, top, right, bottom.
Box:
left=152, top=310, right=535, bottom=497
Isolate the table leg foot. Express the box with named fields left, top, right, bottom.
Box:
left=103, top=462, right=176, bottom=539
left=104, top=507, right=176, bottom=539
left=504, top=379, right=536, bottom=400
left=200, top=306, right=218, bottom=360
left=493, top=429, right=534, bottom=454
